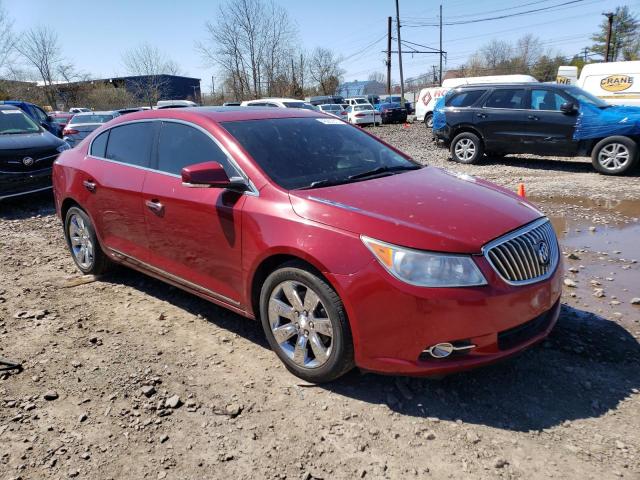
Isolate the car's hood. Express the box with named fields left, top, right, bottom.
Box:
left=0, top=131, right=63, bottom=150
left=289, top=167, right=543, bottom=253
left=576, top=103, right=640, bottom=140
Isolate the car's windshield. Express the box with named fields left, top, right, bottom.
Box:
left=70, top=114, right=114, bottom=124
left=52, top=116, right=70, bottom=125
left=222, top=117, right=419, bottom=190
left=0, top=109, right=41, bottom=134
left=283, top=102, right=316, bottom=110
left=354, top=99, right=368, bottom=104
left=565, top=86, right=609, bottom=108
left=353, top=105, right=372, bottom=111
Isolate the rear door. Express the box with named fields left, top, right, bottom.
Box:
left=141, top=120, right=246, bottom=306
left=82, top=121, right=156, bottom=261
left=524, top=88, right=578, bottom=156
left=474, top=88, right=530, bottom=153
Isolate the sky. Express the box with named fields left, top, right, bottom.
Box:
left=8, top=0, right=639, bottom=92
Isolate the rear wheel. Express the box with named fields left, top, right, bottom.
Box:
left=425, top=113, right=433, bottom=129
left=64, top=206, right=110, bottom=275
left=450, top=132, right=484, bottom=164
left=259, top=262, right=354, bottom=383
left=591, top=136, right=639, bottom=175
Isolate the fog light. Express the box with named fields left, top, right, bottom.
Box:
left=422, top=342, right=476, bottom=359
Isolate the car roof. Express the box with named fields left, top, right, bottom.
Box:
left=0, top=104, right=22, bottom=111
left=456, top=82, right=561, bottom=89
left=74, top=111, right=118, bottom=115
left=104, top=106, right=324, bottom=125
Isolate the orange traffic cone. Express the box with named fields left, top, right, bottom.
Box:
left=403, top=123, right=410, bottom=129
left=517, top=183, right=526, bottom=198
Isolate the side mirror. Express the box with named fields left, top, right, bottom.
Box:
left=560, top=102, right=577, bottom=114
left=181, top=161, right=248, bottom=191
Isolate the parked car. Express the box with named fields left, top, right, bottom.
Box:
left=556, top=60, right=640, bottom=106
left=117, top=107, right=149, bottom=115
left=318, top=103, right=348, bottom=119
left=0, top=100, right=61, bottom=136
left=344, top=97, right=370, bottom=107
left=308, top=95, right=345, bottom=106
left=62, top=111, right=119, bottom=147
left=345, top=104, right=381, bottom=126
left=433, top=82, right=640, bottom=175
left=69, top=107, right=92, bottom=114
left=49, top=111, right=74, bottom=130
left=416, top=74, right=538, bottom=129
left=0, top=105, right=69, bottom=201
left=381, top=95, right=413, bottom=114
left=156, top=100, right=198, bottom=109
left=53, top=106, right=561, bottom=382
left=241, top=98, right=317, bottom=110
left=377, top=102, right=407, bottom=124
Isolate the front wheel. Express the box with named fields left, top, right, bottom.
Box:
left=591, top=136, right=639, bottom=175
left=425, top=113, right=433, bottom=129
left=259, top=262, right=354, bottom=383
left=450, top=132, right=484, bottom=164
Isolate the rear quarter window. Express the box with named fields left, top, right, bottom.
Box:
left=446, top=90, right=486, bottom=107
left=90, top=131, right=109, bottom=158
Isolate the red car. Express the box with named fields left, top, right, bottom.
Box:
left=52, top=107, right=562, bottom=382
left=49, top=111, right=73, bottom=130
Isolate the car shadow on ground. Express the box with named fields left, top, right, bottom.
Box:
left=327, top=304, right=640, bottom=432
left=97, top=267, right=640, bottom=432
left=467, top=154, right=640, bottom=176
left=0, top=191, right=55, bottom=220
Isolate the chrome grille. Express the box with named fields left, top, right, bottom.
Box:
left=483, top=218, right=559, bottom=285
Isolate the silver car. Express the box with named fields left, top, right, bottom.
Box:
left=63, top=111, right=119, bottom=147
left=318, top=103, right=348, bottom=120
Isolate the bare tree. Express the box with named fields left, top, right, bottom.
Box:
left=122, top=43, right=181, bottom=107
left=309, top=47, right=344, bottom=95
left=0, top=0, right=15, bottom=74
left=513, top=34, right=543, bottom=71
left=480, top=39, right=512, bottom=72
left=14, top=26, right=62, bottom=107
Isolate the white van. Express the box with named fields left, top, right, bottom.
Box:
left=557, top=61, right=640, bottom=106
left=416, top=74, right=538, bottom=128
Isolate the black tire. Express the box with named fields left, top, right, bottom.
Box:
left=424, top=113, right=433, bottom=129
left=64, top=206, right=110, bottom=275
left=450, top=132, right=484, bottom=164
left=591, top=136, right=639, bottom=175
left=259, top=261, right=354, bottom=383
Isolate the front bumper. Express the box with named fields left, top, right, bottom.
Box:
left=327, top=254, right=563, bottom=376
left=0, top=168, right=53, bottom=201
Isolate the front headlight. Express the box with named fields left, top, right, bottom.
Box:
left=56, top=142, right=71, bottom=152
left=362, top=236, right=487, bottom=287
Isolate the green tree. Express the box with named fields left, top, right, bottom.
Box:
left=591, top=6, right=640, bottom=61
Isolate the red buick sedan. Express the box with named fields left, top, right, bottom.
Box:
left=52, top=107, right=562, bottom=382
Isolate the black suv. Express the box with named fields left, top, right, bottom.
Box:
left=433, top=83, right=640, bottom=175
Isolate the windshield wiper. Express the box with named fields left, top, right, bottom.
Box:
left=347, top=164, right=421, bottom=181
left=297, top=178, right=350, bottom=190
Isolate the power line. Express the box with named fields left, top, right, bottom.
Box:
left=339, top=33, right=388, bottom=63
left=409, top=0, right=559, bottom=21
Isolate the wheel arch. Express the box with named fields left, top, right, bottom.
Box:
left=451, top=124, right=485, bottom=146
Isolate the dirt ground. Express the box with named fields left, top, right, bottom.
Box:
left=1, top=123, right=639, bottom=480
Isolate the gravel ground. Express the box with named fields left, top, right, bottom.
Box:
left=1, top=123, right=639, bottom=480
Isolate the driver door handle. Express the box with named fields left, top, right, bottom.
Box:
left=528, top=115, right=539, bottom=120
left=476, top=113, right=487, bottom=118
left=145, top=199, right=164, bottom=215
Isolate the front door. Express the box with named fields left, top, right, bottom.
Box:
left=523, top=88, right=579, bottom=156
left=142, top=120, right=246, bottom=306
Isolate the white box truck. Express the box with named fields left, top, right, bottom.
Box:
left=416, top=74, right=538, bottom=128
left=557, top=61, right=640, bottom=106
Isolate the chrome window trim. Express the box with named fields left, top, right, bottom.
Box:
left=87, top=118, right=259, bottom=196
left=108, top=247, right=241, bottom=306
left=481, top=217, right=559, bottom=286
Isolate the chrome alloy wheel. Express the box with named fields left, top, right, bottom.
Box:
left=68, top=213, right=94, bottom=269
left=268, top=280, right=334, bottom=369
left=454, top=138, right=476, bottom=161
left=598, top=143, right=630, bottom=172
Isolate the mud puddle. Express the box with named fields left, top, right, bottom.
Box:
left=532, top=196, right=640, bottom=323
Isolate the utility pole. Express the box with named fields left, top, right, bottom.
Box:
left=395, top=0, right=404, bottom=104
left=581, top=47, right=589, bottom=63
left=604, top=12, right=614, bottom=62
left=386, top=16, right=392, bottom=94
left=432, top=65, right=437, bottom=84
left=439, top=4, right=443, bottom=84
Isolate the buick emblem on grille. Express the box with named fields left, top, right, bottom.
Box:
left=536, top=240, right=550, bottom=266
left=22, top=156, right=35, bottom=167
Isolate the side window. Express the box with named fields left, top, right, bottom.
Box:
left=531, top=90, right=567, bottom=111
left=35, top=107, right=48, bottom=122
left=157, top=122, right=238, bottom=177
left=90, top=131, right=109, bottom=158
left=105, top=122, right=154, bottom=167
left=484, top=89, right=527, bottom=109
left=446, top=90, right=486, bottom=108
